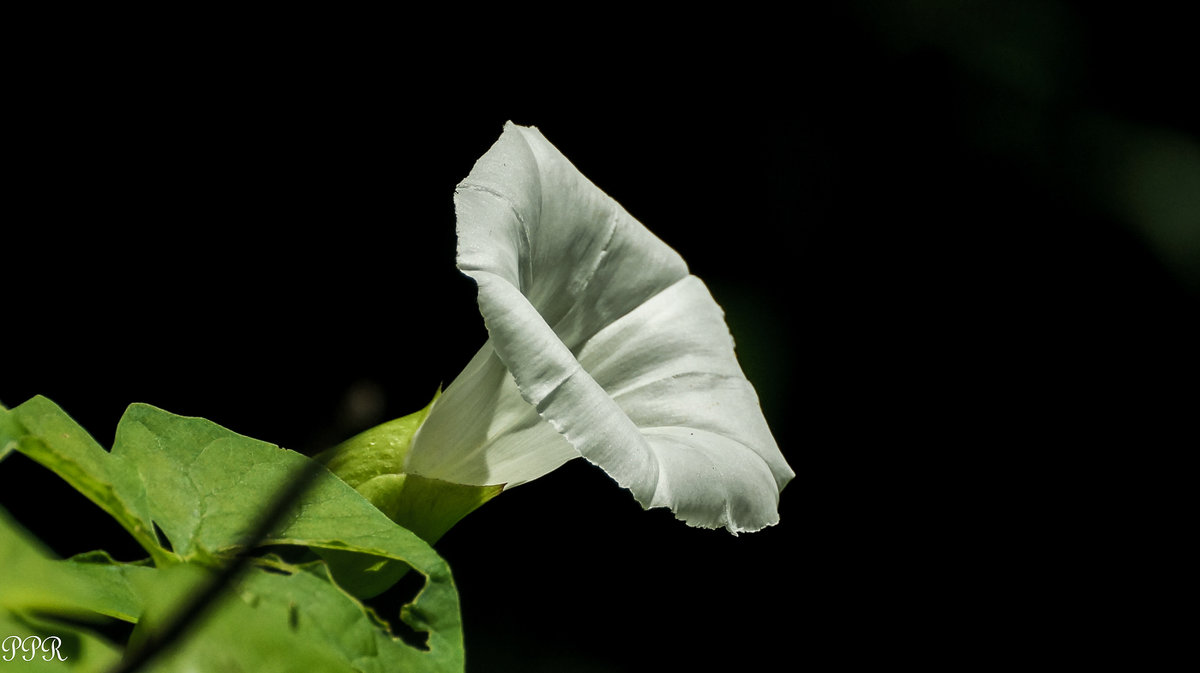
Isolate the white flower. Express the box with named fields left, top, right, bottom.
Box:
left=406, top=122, right=793, bottom=534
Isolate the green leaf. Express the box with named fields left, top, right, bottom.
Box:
left=238, top=565, right=443, bottom=673
left=5, top=396, right=170, bottom=566
left=127, top=563, right=357, bottom=673
left=7, top=397, right=465, bottom=671
left=110, top=401, right=469, bottom=651
left=5, top=398, right=466, bottom=671
left=0, top=609, right=122, bottom=672
left=0, top=507, right=146, bottom=671
left=127, top=561, right=453, bottom=673
left=0, top=506, right=153, bottom=623
left=1, top=402, right=18, bottom=463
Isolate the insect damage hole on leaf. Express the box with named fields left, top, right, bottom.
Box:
left=152, top=521, right=173, bottom=553
left=366, top=568, right=432, bottom=651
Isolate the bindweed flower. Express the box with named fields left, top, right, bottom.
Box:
left=402, top=122, right=794, bottom=534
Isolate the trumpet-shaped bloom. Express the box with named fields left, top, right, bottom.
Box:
left=406, top=123, right=793, bottom=533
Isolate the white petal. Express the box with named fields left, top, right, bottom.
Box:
left=414, top=122, right=793, bottom=533
left=579, top=276, right=793, bottom=531
left=455, top=123, right=689, bottom=350
left=406, top=343, right=577, bottom=488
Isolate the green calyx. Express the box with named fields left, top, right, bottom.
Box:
left=316, top=394, right=503, bottom=545
left=315, top=394, right=503, bottom=598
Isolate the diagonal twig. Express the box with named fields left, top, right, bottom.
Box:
left=107, top=458, right=327, bottom=673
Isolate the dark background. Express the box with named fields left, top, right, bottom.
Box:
left=3, top=3, right=1197, bottom=669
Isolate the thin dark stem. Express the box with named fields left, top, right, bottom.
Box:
left=107, top=458, right=326, bottom=673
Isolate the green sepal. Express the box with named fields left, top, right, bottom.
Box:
left=314, top=395, right=502, bottom=598
left=316, top=474, right=503, bottom=597
left=317, top=394, right=437, bottom=488
left=317, top=394, right=504, bottom=544
left=357, top=473, right=503, bottom=544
